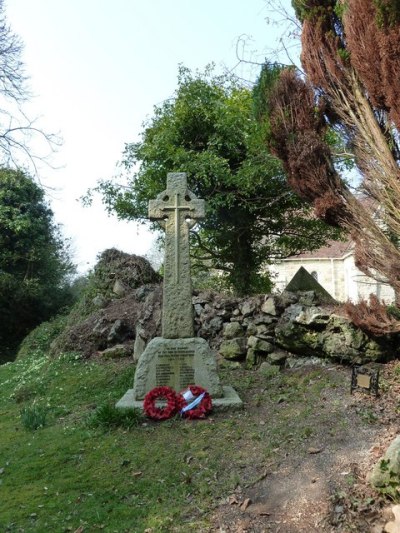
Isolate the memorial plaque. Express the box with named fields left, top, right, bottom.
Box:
left=155, top=346, right=195, bottom=389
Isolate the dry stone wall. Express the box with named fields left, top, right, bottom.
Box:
left=56, top=282, right=399, bottom=365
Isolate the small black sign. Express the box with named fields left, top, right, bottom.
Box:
left=351, top=366, right=380, bottom=396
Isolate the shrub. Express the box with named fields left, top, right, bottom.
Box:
left=343, top=295, right=400, bottom=336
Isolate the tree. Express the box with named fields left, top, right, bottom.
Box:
left=0, top=0, right=57, bottom=174
left=90, top=66, right=339, bottom=295
left=0, top=168, right=74, bottom=359
left=258, top=1, right=400, bottom=299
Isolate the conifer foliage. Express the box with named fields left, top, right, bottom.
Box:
left=261, top=0, right=400, bottom=299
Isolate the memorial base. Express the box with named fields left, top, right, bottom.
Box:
left=116, top=336, right=242, bottom=411
left=116, top=385, right=243, bottom=412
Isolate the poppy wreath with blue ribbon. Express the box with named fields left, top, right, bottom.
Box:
left=179, top=385, right=212, bottom=419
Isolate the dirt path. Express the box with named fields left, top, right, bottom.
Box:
left=208, top=362, right=400, bottom=532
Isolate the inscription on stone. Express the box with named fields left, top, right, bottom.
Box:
left=155, top=346, right=195, bottom=390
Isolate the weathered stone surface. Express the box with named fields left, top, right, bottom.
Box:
left=133, top=337, right=223, bottom=400
left=370, top=436, right=400, bottom=488
left=267, top=350, right=288, bottom=365
left=133, top=326, right=146, bottom=363
left=223, top=321, right=244, bottom=339
left=92, top=295, right=108, bottom=309
left=219, top=338, right=247, bottom=360
left=247, top=335, right=274, bottom=353
left=239, top=300, right=257, bottom=317
left=149, top=173, right=204, bottom=338
left=245, top=348, right=257, bottom=369
left=261, top=296, right=278, bottom=316
left=107, top=319, right=129, bottom=344
left=278, top=290, right=298, bottom=308
left=99, top=344, right=132, bottom=358
left=113, top=279, right=128, bottom=297
left=285, top=356, right=326, bottom=369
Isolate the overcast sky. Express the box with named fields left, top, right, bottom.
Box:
left=6, top=0, right=294, bottom=273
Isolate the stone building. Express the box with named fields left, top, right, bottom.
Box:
left=270, top=239, right=395, bottom=303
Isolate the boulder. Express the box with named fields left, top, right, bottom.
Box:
left=267, top=350, right=288, bottom=366
left=223, top=321, right=244, bottom=339
left=370, top=436, right=400, bottom=489
left=219, top=338, right=247, bottom=360
left=239, top=300, right=258, bottom=317
left=261, top=296, right=278, bottom=316
left=245, top=348, right=257, bottom=369
left=247, top=336, right=274, bottom=353
left=98, top=344, right=132, bottom=358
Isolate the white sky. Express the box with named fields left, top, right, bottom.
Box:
left=6, top=0, right=294, bottom=273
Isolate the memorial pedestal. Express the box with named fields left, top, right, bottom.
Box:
left=116, top=337, right=243, bottom=411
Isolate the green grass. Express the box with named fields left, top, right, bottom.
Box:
left=0, top=352, right=349, bottom=532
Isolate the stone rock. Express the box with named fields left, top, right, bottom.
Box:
left=370, top=436, right=400, bottom=488
left=107, top=319, right=129, bottom=344
left=193, top=295, right=209, bottom=305
left=298, top=290, right=323, bottom=306
left=219, top=337, right=247, bottom=360
left=285, top=356, right=325, bottom=369
left=267, top=350, right=288, bottom=365
left=246, top=322, right=257, bottom=336
left=261, top=296, right=278, bottom=316
left=259, top=362, right=280, bottom=377
left=99, top=344, right=132, bottom=358
left=239, top=300, right=257, bottom=317
left=209, top=316, right=223, bottom=334
left=113, top=279, right=128, bottom=297
left=247, top=336, right=274, bottom=353
left=223, top=321, right=244, bottom=339
left=194, top=304, right=203, bottom=316
left=278, top=290, right=298, bottom=308
left=232, top=308, right=240, bottom=316
left=92, top=295, right=108, bottom=309
left=254, top=314, right=278, bottom=326
left=135, top=285, right=153, bottom=301
left=132, top=337, right=223, bottom=400
left=133, top=326, right=146, bottom=363
left=245, top=348, right=257, bottom=369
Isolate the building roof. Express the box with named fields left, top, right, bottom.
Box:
left=288, top=239, right=353, bottom=260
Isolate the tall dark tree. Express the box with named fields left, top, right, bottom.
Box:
left=259, top=1, right=400, bottom=299
left=0, top=168, right=74, bottom=359
left=90, top=66, right=339, bottom=295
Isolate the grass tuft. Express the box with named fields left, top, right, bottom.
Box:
left=89, top=403, right=144, bottom=430
left=20, top=404, right=49, bottom=430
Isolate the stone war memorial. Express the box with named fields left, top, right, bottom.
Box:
left=117, top=172, right=242, bottom=411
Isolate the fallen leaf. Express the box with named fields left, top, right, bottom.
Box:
left=308, top=447, right=324, bottom=454
left=74, top=527, right=84, bottom=533
left=131, top=471, right=143, bottom=477
left=240, top=498, right=251, bottom=511
left=228, top=494, right=239, bottom=505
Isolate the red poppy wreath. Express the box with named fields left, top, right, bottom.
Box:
left=143, top=386, right=179, bottom=421
left=179, top=385, right=212, bottom=420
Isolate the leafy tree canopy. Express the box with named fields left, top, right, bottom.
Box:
left=90, top=65, right=340, bottom=295
left=0, top=168, right=74, bottom=359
